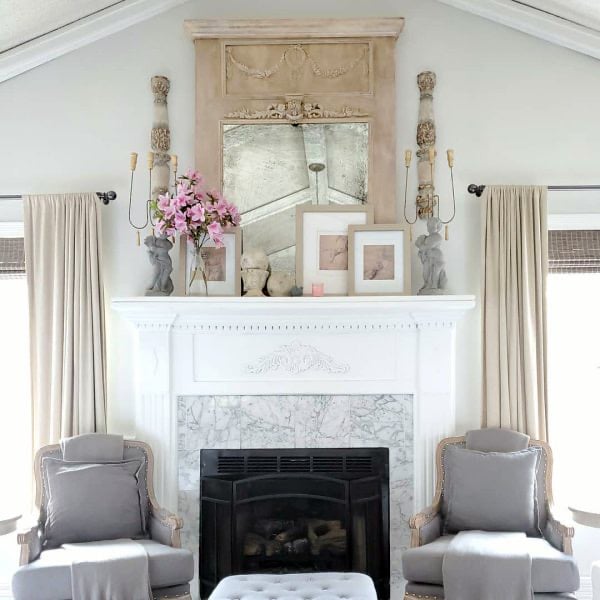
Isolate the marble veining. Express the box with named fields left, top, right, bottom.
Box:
left=177, top=394, right=413, bottom=600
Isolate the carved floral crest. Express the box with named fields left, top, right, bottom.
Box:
left=225, top=95, right=368, bottom=122
left=151, top=75, right=170, bottom=104
left=417, top=71, right=436, bottom=96
left=247, top=340, right=350, bottom=375
left=416, top=120, right=436, bottom=147
left=151, top=127, right=171, bottom=152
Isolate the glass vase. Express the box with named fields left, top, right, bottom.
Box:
left=189, top=246, right=209, bottom=296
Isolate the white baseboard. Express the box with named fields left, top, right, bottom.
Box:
left=0, top=582, right=12, bottom=599
left=578, top=576, right=593, bottom=600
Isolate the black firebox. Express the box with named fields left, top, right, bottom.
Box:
left=199, top=448, right=390, bottom=599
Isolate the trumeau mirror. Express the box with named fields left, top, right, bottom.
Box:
left=185, top=18, right=403, bottom=274
left=222, top=122, right=369, bottom=271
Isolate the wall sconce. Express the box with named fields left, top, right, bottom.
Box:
left=402, top=71, right=456, bottom=240
left=402, top=146, right=456, bottom=240
left=128, top=75, right=176, bottom=245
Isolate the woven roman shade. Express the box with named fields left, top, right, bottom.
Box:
left=0, top=237, right=25, bottom=278
left=548, top=230, right=600, bottom=273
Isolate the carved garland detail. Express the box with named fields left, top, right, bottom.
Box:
left=226, top=44, right=368, bottom=81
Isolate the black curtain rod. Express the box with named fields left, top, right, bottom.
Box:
left=0, top=191, right=117, bottom=205
left=468, top=184, right=600, bottom=197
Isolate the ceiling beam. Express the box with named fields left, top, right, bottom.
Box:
left=0, top=0, right=189, bottom=83
left=436, top=0, right=600, bottom=61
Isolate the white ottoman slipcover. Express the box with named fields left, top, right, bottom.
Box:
left=208, top=573, right=377, bottom=600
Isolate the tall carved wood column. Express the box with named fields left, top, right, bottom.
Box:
left=151, top=75, right=171, bottom=201
left=416, top=71, right=436, bottom=219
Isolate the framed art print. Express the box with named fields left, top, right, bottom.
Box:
left=348, top=224, right=411, bottom=295
left=179, top=228, right=241, bottom=296
left=296, top=205, right=374, bottom=296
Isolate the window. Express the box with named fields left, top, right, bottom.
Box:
left=547, top=218, right=600, bottom=507
left=0, top=222, right=31, bottom=586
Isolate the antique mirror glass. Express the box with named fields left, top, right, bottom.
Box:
left=222, top=122, right=369, bottom=272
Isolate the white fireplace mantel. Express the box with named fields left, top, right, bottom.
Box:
left=112, top=295, right=475, bottom=511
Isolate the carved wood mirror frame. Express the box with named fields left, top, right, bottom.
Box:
left=185, top=18, right=404, bottom=228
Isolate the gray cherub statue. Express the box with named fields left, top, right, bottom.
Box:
left=144, top=235, right=174, bottom=296
left=415, top=217, right=448, bottom=295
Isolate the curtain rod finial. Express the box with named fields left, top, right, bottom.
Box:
left=468, top=184, right=485, bottom=197
left=97, top=191, right=117, bottom=205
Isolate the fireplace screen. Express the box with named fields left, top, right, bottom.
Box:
left=199, top=448, right=389, bottom=599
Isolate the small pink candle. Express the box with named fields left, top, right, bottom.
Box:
left=312, top=283, right=324, bottom=297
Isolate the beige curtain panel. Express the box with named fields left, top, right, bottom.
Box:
left=24, top=193, right=107, bottom=450
left=481, top=185, right=549, bottom=441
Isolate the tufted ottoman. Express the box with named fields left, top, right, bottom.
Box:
left=208, top=573, right=377, bottom=600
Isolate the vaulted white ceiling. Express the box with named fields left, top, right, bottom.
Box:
left=1, top=0, right=600, bottom=83
left=0, top=0, right=188, bottom=82
left=524, top=0, right=600, bottom=30
left=437, top=0, right=600, bottom=60
left=0, top=0, right=121, bottom=53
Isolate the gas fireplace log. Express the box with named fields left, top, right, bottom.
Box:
left=282, top=538, right=311, bottom=555
left=307, top=519, right=347, bottom=556
left=244, top=533, right=266, bottom=556
left=264, top=539, right=283, bottom=557
left=254, top=519, right=295, bottom=539
left=275, top=523, right=308, bottom=543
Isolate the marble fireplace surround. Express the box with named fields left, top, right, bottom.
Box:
left=178, top=393, right=412, bottom=599
left=112, top=295, right=475, bottom=513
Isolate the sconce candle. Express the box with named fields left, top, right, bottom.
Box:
left=170, top=154, right=178, bottom=169
left=428, top=147, right=436, bottom=164
left=147, top=152, right=155, bottom=169
left=402, top=144, right=456, bottom=235
left=130, top=152, right=138, bottom=171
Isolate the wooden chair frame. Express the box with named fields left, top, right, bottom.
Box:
left=16, top=439, right=190, bottom=600
left=404, top=435, right=576, bottom=600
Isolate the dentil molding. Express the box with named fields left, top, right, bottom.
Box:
left=112, top=295, right=476, bottom=330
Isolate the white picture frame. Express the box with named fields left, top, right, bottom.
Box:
left=348, top=224, right=411, bottom=296
left=296, top=205, right=374, bottom=296
left=179, top=228, right=241, bottom=296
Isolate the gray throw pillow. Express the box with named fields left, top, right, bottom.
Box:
left=442, top=445, right=540, bottom=535
left=61, top=433, right=124, bottom=462
left=42, top=458, right=145, bottom=548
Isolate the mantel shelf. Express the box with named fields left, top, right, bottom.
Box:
left=112, top=294, right=475, bottom=329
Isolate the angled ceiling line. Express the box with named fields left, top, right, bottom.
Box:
left=511, top=0, right=600, bottom=32
left=0, top=0, right=190, bottom=82
left=1, top=0, right=127, bottom=55
left=436, top=0, right=600, bottom=61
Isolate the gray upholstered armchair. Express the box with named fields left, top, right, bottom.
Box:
left=402, top=428, right=579, bottom=600
left=12, top=434, right=193, bottom=600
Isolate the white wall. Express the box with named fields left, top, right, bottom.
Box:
left=1, top=0, right=600, bottom=579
